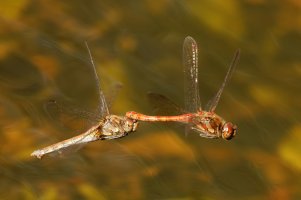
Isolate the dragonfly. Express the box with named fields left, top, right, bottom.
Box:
left=31, top=43, right=138, bottom=159
left=126, top=36, right=240, bottom=140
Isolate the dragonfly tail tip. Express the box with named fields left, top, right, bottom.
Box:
left=31, top=150, right=43, bottom=159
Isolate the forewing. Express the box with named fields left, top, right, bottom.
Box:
left=183, top=36, right=201, bottom=112
left=85, top=42, right=109, bottom=118
left=207, top=49, right=240, bottom=112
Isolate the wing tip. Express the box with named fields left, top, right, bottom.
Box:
left=184, top=36, right=196, bottom=43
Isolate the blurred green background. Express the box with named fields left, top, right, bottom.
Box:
left=0, top=0, right=301, bottom=199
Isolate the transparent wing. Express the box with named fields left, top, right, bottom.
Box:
left=147, top=92, right=185, bottom=116
left=207, top=49, right=241, bottom=112
left=44, top=99, right=100, bottom=130
left=104, top=82, right=123, bottom=110
left=85, top=42, right=109, bottom=118
left=183, top=36, right=201, bottom=113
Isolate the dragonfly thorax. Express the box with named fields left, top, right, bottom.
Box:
left=190, top=112, right=237, bottom=140
left=101, top=115, right=138, bottom=140
left=189, top=113, right=222, bottom=139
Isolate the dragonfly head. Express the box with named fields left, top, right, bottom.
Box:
left=221, top=122, right=237, bottom=140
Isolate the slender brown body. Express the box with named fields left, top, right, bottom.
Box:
left=126, top=111, right=235, bottom=139
left=125, top=111, right=193, bottom=122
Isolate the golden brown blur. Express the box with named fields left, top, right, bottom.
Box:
left=0, top=0, right=301, bottom=199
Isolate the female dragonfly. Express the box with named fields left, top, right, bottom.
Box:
left=31, top=43, right=138, bottom=159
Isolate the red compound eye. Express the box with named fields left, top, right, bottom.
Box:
left=222, top=122, right=237, bottom=140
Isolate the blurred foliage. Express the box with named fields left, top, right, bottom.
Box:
left=0, top=0, right=301, bottom=199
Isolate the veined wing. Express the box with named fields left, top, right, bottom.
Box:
left=207, top=49, right=240, bottom=112
left=85, top=42, right=109, bottom=118
left=183, top=36, right=201, bottom=113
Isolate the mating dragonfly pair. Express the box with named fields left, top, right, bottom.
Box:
left=31, top=36, right=240, bottom=159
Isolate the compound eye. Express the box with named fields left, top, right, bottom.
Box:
left=222, top=122, right=237, bottom=140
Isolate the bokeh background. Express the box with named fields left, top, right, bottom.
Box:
left=0, top=0, right=301, bottom=199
